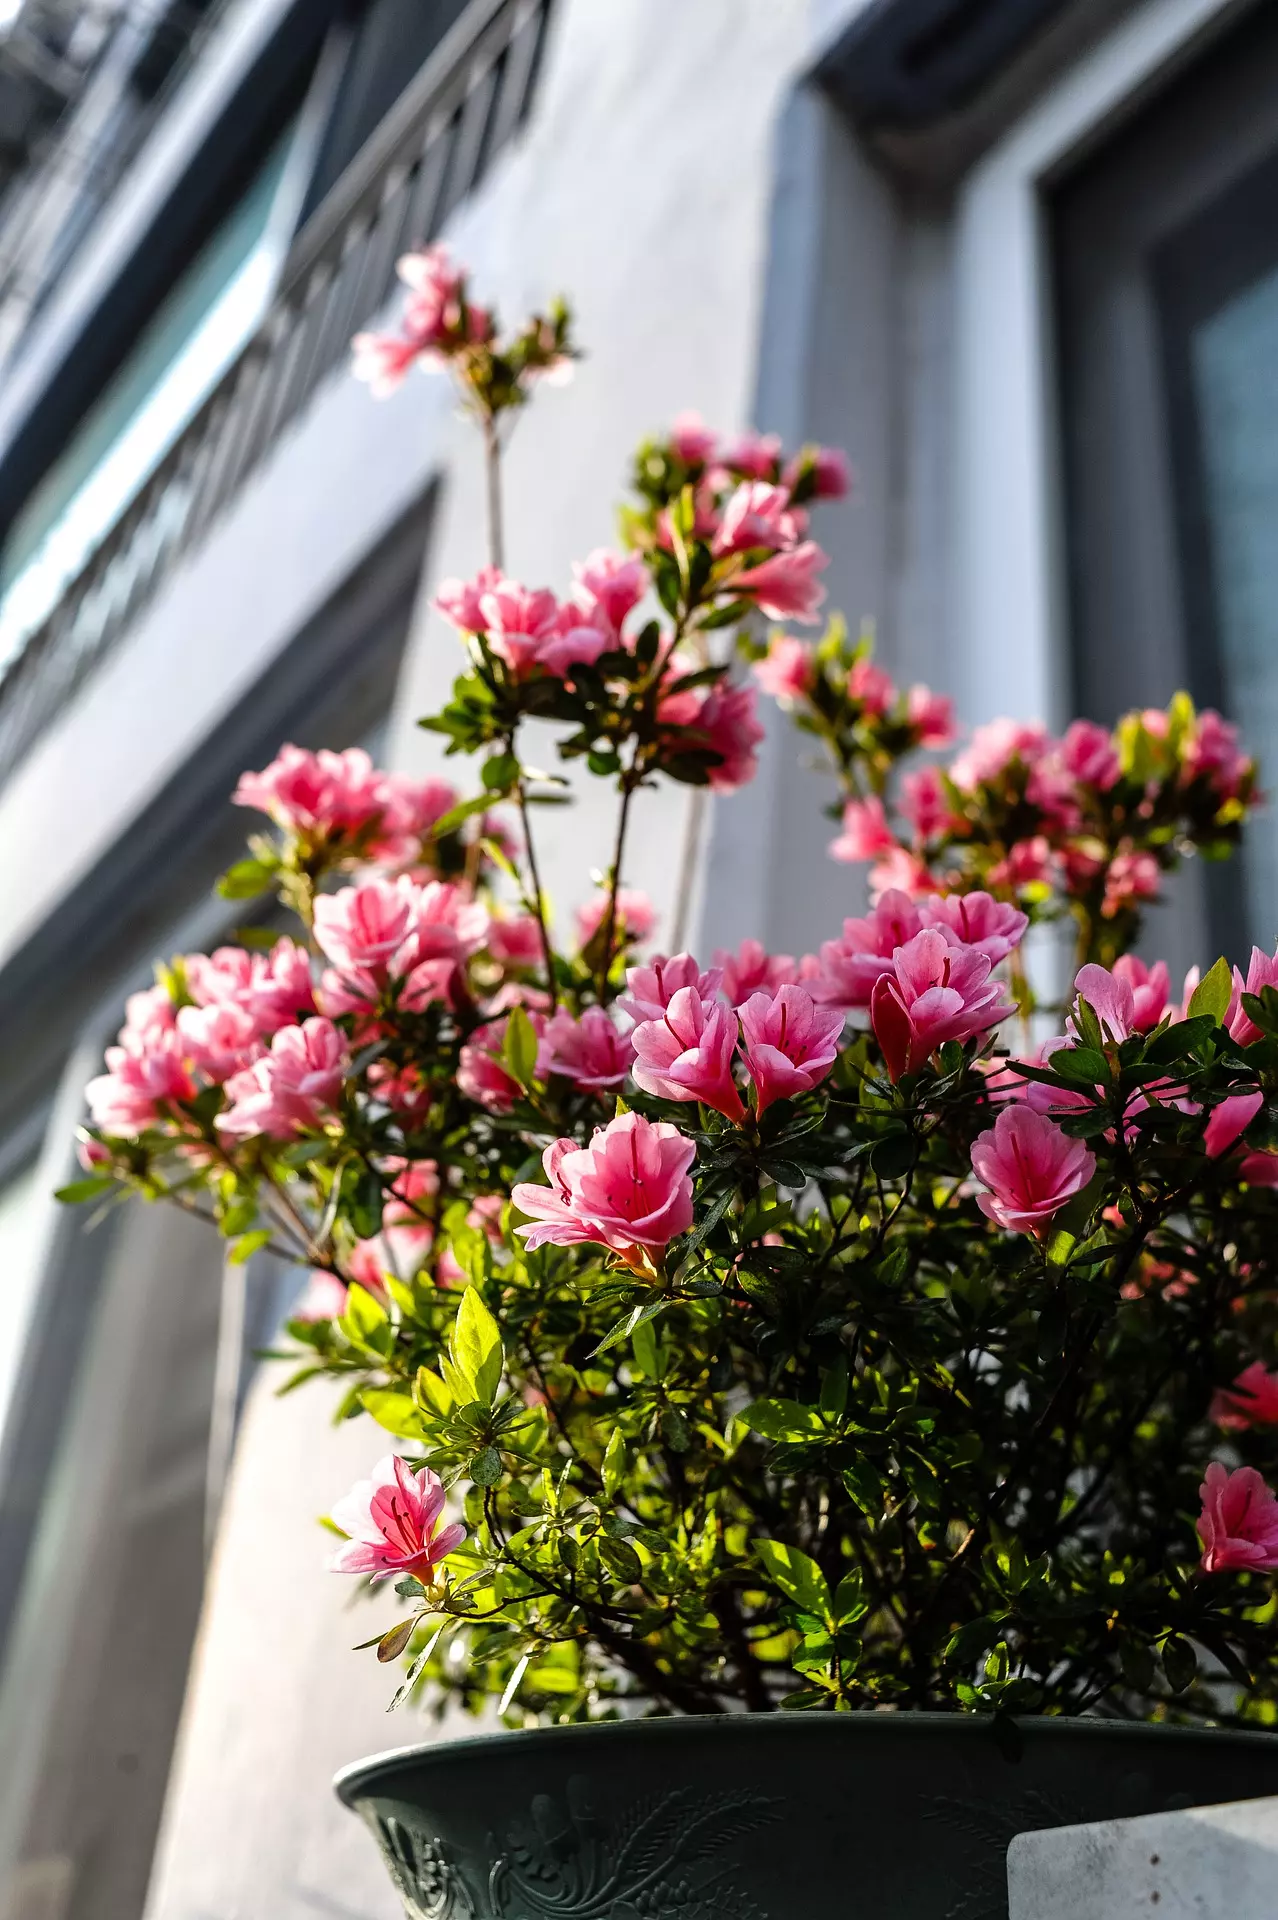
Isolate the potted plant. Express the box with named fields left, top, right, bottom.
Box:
left=69, top=254, right=1278, bottom=1919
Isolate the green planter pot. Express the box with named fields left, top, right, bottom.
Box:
left=336, top=1713, right=1278, bottom=1919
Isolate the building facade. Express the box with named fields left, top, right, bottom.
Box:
left=0, top=0, right=1272, bottom=1913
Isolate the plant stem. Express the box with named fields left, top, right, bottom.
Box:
left=597, top=767, right=639, bottom=1000
left=478, top=411, right=558, bottom=1011
left=482, top=413, right=505, bottom=572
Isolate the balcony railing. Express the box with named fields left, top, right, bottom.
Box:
left=0, top=0, right=553, bottom=782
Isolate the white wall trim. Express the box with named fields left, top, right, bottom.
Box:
left=952, top=0, right=1248, bottom=732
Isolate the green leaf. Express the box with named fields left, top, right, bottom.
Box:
left=745, top=1398, right=827, bottom=1443
left=753, top=1539, right=833, bottom=1622
left=594, top=1299, right=665, bottom=1360
left=502, top=1005, right=541, bottom=1089
left=342, top=1283, right=388, bottom=1345
left=228, top=1227, right=274, bottom=1266
left=481, top=751, right=521, bottom=793
left=1050, top=1047, right=1108, bottom=1085
left=1188, top=955, right=1232, bottom=1025
left=361, top=1390, right=428, bottom=1440
left=376, top=1618, right=418, bottom=1663
left=451, top=1287, right=504, bottom=1405
left=841, top=1459, right=883, bottom=1517
left=602, top=1427, right=626, bottom=1500
left=1071, top=993, right=1105, bottom=1051
left=216, top=857, right=278, bottom=900
left=1161, top=1634, right=1197, bottom=1694
left=470, top=1446, right=502, bottom=1486
left=55, top=1176, right=116, bottom=1205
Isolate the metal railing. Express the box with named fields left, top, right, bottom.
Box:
left=0, top=0, right=553, bottom=780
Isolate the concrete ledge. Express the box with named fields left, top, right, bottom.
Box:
left=1007, top=1794, right=1278, bottom=1918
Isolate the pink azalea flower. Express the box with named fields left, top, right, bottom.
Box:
left=949, top=718, right=1049, bottom=792
left=1211, top=1362, right=1278, bottom=1431
left=233, top=744, right=389, bottom=842
left=810, top=891, right=924, bottom=1010
left=848, top=658, right=895, bottom=717
left=988, top=836, right=1056, bottom=893
left=1198, top=1461, right=1278, bottom=1573
left=486, top=914, right=545, bottom=969
left=1061, top=718, right=1120, bottom=790
left=1227, top=943, right=1278, bottom=1045
left=457, top=1010, right=546, bottom=1114
left=1112, top=956, right=1170, bottom=1032
left=216, top=1018, right=347, bottom=1141
left=630, top=987, right=745, bottom=1122
left=784, top=445, right=851, bottom=500
left=1203, top=1091, right=1263, bottom=1159
left=899, top=766, right=954, bottom=841
left=619, top=953, right=723, bottom=1023
left=714, top=481, right=805, bottom=557
left=481, top=578, right=607, bottom=680
left=1069, top=962, right=1138, bottom=1044
left=918, top=891, right=1028, bottom=965
left=314, top=879, right=415, bottom=976
left=396, top=246, right=472, bottom=345
left=537, top=1008, right=635, bottom=1090
left=869, top=930, right=1014, bottom=1082
left=175, top=1002, right=263, bottom=1084
left=668, top=412, right=718, bottom=466
left=734, top=543, right=829, bottom=623
left=380, top=772, right=459, bottom=849
left=434, top=565, right=504, bottom=634
left=86, top=1031, right=196, bottom=1136
left=512, top=1112, right=695, bottom=1262
left=571, top=549, right=649, bottom=642
left=1026, top=759, right=1082, bottom=833
left=673, top=683, right=766, bottom=792
left=1185, top=709, right=1251, bottom=798
left=1101, top=850, right=1160, bottom=918
left=330, top=1453, right=466, bottom=1581
left=1240, top=1151, right=1278, bottom=1187
left=383, top=1158, right=440, bottom=1223
left=719, top=429, right=783, bottom=480
left=970, top=1106, right=1095, bottom=1238
left=906, top=686, right=956, bottom=748
left=576, top=888, right=656, bottom=950
left=752, top=633, right=812, bottom=703
left=294, top=1269, right=351, bottom=1323
left=738, top=985, right=844, bottom=1115
left=829, top=794, right=897, bottom=864
left=713, top=938, right=797, bottom=1006
left=351, top=330, right=421, bottom=396
left=868, top=845, right=934, bottom=902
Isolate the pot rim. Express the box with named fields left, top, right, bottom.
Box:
left=333, top=1709, right=1278, bottom=1806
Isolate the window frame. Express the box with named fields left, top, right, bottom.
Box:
left=949, top=0, right=1247, bottom=739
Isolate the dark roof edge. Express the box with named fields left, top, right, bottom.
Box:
left=815, top=0, right=1075, bottom=131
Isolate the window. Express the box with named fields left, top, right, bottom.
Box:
left=1051, top=0, right=1278, bottom=962
left=0, top=126, right=299, bottom=677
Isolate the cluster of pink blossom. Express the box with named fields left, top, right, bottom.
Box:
left=966, top=945, right=1278, bottom=1243
left=234, top=743, right=458, bottom=866
left=314, top=875, right=489, bottom=1021
left=815, top=702, right=1257, bottom=920
left=85, top=941, right=321, bottom=1136
left=435, top=557, right=649, bottom=680
left=352, top=248, right=495, bottom=396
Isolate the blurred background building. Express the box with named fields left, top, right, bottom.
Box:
left=0, top=0, right=1271, bottom=1914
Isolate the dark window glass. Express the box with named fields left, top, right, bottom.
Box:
left=1051, top=1, right=1278, bottom=966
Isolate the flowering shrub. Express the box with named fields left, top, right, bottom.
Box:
left=67, top=253, right=1278, bottom=1727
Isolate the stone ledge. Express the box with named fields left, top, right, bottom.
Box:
left=1007, top=1794, right=1278, bottom=1918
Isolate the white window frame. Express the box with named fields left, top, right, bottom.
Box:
left=951, top=0, right=1249, bottom=733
